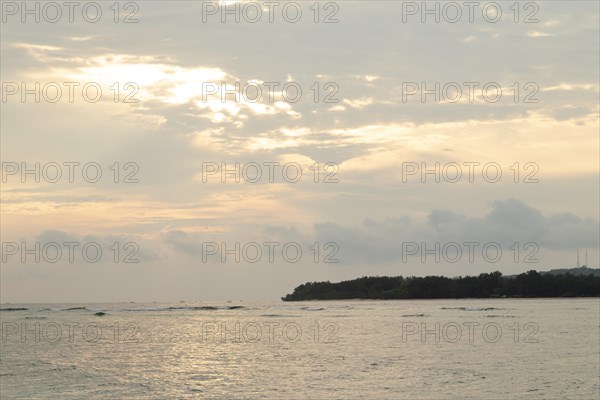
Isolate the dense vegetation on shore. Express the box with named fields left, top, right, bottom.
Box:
left=282, top=270, right=600, bottom=301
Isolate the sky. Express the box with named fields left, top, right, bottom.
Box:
left=1, top=0, right=599, bottom=302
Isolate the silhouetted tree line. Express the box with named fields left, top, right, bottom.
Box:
left=281, top=271, right=600, bottom=301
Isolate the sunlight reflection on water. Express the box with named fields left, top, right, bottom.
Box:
left=1, top=298, right=599, bottom=399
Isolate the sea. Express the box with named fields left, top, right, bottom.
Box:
left=1, top=298, right=599, bottom=399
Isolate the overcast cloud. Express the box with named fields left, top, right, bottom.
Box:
left=1, top=1, right=598, bottom=301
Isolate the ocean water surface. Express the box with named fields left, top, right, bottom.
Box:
left=1, top=298, right=599, bottom=399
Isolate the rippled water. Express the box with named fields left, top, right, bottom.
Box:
left=1, top=299, right=599, bottom=399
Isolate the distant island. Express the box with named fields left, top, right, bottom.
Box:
left=282, top=268, right=600, bottom=301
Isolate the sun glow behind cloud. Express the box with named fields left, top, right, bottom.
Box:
left=2, top=0, right=599, bottom=301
